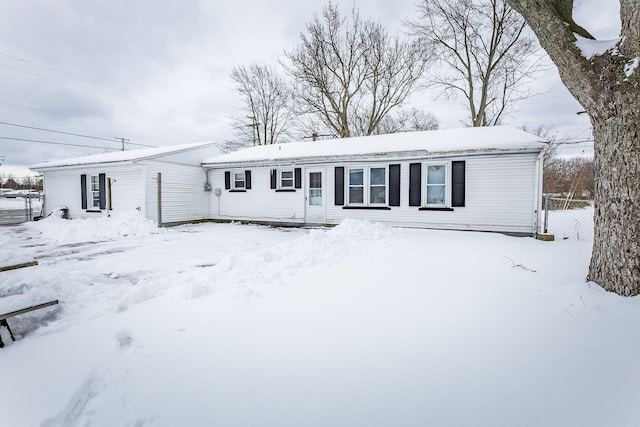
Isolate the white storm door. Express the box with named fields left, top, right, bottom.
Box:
left=305, top=169, right=326, bottom=223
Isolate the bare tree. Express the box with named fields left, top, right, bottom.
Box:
left=374, top=108, right=440, bottom=134
left=406, top=0, right=544, bottom=126
left=505, top=0, right=640, bottom=296
left=543, top=156, right=594, bottom=198
left=231, top=63, right=294, bottom=145
left=283, top=2, right=430, bottom=138
left=519, top=124, right=562, bottom=162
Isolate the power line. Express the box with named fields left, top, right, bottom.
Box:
left=0, top=52, right=194, bottom=111
left=0, top=100, right=78, bottom=118
left=556, top=139, right=594, bottom=145
left=0, top=62, right=217, bottom=121
left=0, top=120, right=117, bottom=143
left=0, top=100, right=217, bottom=141
left=0, top=120, right=156, bottom=148
left=0, top=136, right=120, bottom=151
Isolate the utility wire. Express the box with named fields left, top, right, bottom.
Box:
left=0, top=100, right=78, bottom=118
left=0, top=62, right=217, bottom=121
left=0, top=120, right=156, bottom=148
left=0, top=136, right=120, bottom=151
left=0, top=52, right=193, bottom=111
left=0, top=100, right=216, bottom=141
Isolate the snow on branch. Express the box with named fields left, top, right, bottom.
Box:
left=574, top=34, right=622, bottom=59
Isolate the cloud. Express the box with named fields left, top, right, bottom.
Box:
left=0, top=0, right=614, bottom=167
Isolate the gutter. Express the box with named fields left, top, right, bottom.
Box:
left=201, top=147, right=546, bottom=170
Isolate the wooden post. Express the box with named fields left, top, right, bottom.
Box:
left=0, top=300, right=59, bottom=321
left=0, top=260, right=38, bottom=273
left=157, top=172, right=162, bottom=227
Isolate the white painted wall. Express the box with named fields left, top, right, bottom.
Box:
left=209, top=168, right=305, bottom=224
left=41, top=161, right=210, bottom=225
left=324, top=154, right=538, bottom=233
left=42, top=165, right=143, bottom=219
left=207, top=152, right=541, bottom=234
left=142, top=161, right=209, bottom=225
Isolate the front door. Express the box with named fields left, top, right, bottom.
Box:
left=305, top=169, right=326, bottom=224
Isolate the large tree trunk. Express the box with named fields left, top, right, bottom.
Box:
left=588, top=108, right=640, bottom=295
left=506, top=0, right=640, bottom=295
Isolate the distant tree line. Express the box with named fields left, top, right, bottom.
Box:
left=544, top=157, right=594, bottom=199
left=0, top=174, right=43, bottom=190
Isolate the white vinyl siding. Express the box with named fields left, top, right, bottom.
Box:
left=209, top=168, right=305, bottom=224
left=324, top=154, right=539, bottom=234
left=36, top=143, right=221, bottom=224
left=41, top=166, right=143, bottom=219
left=143, top=160, right=210, bottom=225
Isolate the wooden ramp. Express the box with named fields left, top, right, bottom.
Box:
left=0, top=260, right=60, bottom=348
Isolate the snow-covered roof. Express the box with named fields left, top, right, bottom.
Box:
left=202, top=126, right=547, bottom=166
left=31, top=141, right=220, bottom=170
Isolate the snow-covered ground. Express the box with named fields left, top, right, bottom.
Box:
left=1, top=213, right=639, bottom=427
left=546, top=206, right=594, bottom=241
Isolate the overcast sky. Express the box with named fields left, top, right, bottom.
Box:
left=0, top=0, right=620, bottom=177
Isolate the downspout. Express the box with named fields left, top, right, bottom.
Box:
left=533, top=150, right=545, bottom=236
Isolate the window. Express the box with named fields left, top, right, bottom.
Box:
left=233, top=171, right=245, bottom=189
left=90, top=175, right=100, bottom=207
left=280, top=170, right=294, bottom=189
left=81, top=173, right=106, bottom=210
left=309, top=172, right=322, bottom=206
left=225, top=170, right=251, bottom=191
left=347, top=166, right=387, bottom=206
left=409, top=161, right=464, bottom=210
left=369, top=167, right=386, bottom=204
left=348, top=168, right=364, bottom=204
left=425, top=164, right=447, bottom=206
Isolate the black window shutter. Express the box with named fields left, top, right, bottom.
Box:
left=80, top=174, right=87, bottom=209
left=409, top=163, right=422, bottom=206
left=294, top=168, right=302, bottom=189
left=224, top=171, right=230, bottom=189
left=389, top=164, right=401, bottom=207
left=245, top=170, right=252, bottom=189
left=270, top=169, right=277, bottom=189
left=99, top=173, right=107, bottom=210
left=334, top=167, right=344, bottom=206
left=452, top=161, right=466, bottom=207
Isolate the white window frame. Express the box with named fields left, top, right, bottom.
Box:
left=368, top=166, right=387, bottom=206
left=89, top=175, right=100, bottom=208
left=279, top=169, right=294, bottom=189
left=423, top=162, right=450, bottom=207
left=232, top=170, right=246, bottom=190
left=347, top=165, right=388, bottom=206
left=348, top=167, right=365, bottom=205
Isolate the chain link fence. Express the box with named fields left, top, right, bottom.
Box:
left=542, top=195, right=594, bottom=241
left=0, top=195, right=43, bottom=226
